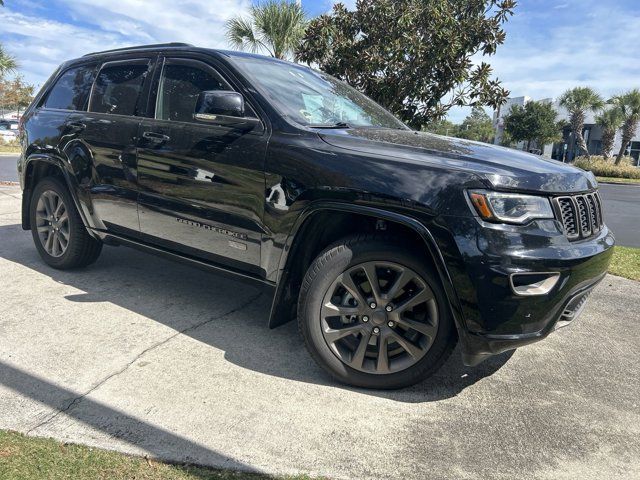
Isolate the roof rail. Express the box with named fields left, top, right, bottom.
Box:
left=83, top=42, right=193, bottom=57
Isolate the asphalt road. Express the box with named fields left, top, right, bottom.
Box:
left=0, top=184, right=638, bottom=480
left=1, top=153, right=637, bottom=246
left=599, top=183, right=640, bottom=248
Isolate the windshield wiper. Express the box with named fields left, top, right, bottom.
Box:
left=307, top=122, right=352, bottom=129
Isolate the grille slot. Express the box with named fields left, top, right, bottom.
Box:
left=554, top=192, right=603, bottom=241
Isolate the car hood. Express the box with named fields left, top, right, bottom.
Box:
left=318, top=128, right=596, bottom=194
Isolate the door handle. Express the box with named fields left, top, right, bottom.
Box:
left=142, top=131, right=170, bottom=142
left=65, top=121, right=86, bottom=133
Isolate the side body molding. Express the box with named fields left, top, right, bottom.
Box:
left=267, top=201, right=467, bottom=338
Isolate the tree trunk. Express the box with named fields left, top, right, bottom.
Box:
left=601, top=128, right=615, bottom=160
left=615, top=118, right=638, bottom=165
left=571, top=112, right=589, bottom=159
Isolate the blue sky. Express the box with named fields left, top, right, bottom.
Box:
left=1, top=0, right=639, bottom=122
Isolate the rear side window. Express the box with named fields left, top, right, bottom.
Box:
left=89, top=62, right=150, bottom=116
left=43, top=65, right=96, bottom=111
left=156, top=62, right=230, bottom=122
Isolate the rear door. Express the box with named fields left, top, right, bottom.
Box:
left=65, top=57, right=155, bottom=235
left=136, top=56, right=268, bottom=275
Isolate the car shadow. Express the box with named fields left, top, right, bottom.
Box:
left=0, top=360, right=260, bottom=475
left=0, top=222, right=513, bottom=404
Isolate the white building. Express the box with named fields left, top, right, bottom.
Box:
left=493, top=96, right=640, bottom=165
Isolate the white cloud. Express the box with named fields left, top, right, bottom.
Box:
left=0, top=0, right=251, bottom=88
left=488, top=2, right=640, bottom=102
left=448, top=1, right=640, bottom=122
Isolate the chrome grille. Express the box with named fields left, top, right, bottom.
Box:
left=554, top=192, right=604, bottom=241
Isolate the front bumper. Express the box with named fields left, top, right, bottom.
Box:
left=441, top=216, right=615, bottom=366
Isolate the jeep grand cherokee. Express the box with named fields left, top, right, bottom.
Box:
left=17, top=43, right=614, bottom=389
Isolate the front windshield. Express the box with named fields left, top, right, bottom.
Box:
left=231, top=55, right=407, bottom=129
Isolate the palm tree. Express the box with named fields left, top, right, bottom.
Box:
left=595, top=107, right=623, bottom=160
left=225, top=1, right=306, bottom=60
left=611, top=89, right=640, bottom=165
left=558, top=87, right=605, bottom=160
left=0, top=45, right=17, bottom=78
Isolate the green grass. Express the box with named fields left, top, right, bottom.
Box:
left=597, top=176, right=640, bottom=185
left=0, top=430, right=315, bottom=480
left=609, top=246, right=640, bottom=282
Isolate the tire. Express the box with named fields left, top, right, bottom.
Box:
left=298, top=234, right=456, bottom=389
left=29, top=176, right=103, bottom=269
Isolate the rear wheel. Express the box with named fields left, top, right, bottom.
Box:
left=298, top=235, right=456, bottom=389
left=29, top=177, right=102, bottom=269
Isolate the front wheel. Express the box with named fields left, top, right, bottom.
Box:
left=29, top=177, right=103, bottom=269
left=298, top=235, right=456, bottom=389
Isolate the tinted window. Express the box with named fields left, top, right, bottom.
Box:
left=90, top=62, right=149, bottom=116
left=156, top=62, right=230, bottom=122
left=44, top=66, right=96, bottom=111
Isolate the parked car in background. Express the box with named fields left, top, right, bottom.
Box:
left=0, top=121, right=18, bottom=140
left=0, top=120, right=19, bottom=129
left=17, top=43, right=614, bottom=389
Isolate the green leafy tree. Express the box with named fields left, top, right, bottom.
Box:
left=225, top=0, right=307, bottom=60
left=422, top=119, right=459, bottom=137
left=596, top=107, right=623, bottom=160
left=558, top=87, right=604, bottom=159
left=457, top=107, right=495, bottom=143
left=296, top=0, right=516, bottom=127
left=0, top=75, right=35, bottom=117
left=503, top=101, right=561, bottom=151
left=610, top=89, right=640, bottom=165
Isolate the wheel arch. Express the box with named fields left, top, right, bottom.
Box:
left=21, top=154, right=97, bottom=239
left=268, top=202, right=466, bottom=339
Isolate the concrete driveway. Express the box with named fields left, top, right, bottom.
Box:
left=0, top=184, right=638, bottom=480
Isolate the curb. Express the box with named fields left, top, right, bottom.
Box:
left=597, top=180, right=640, bottom=187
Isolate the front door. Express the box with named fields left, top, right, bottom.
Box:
left=66, top=57, right=155, bottom=234
left=137, top=57, right=268, bottom=276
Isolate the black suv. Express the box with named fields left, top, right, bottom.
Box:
left=18, top=43, right=614, bottom=389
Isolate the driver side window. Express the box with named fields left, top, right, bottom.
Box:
left=156, top=60, right=235, bottom=123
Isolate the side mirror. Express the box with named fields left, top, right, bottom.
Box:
left=194, top=90, right=245, bottom=121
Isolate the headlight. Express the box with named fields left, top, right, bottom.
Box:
left=468, top=190, right=554, bottom=224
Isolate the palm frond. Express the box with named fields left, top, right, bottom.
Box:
left=225, top=16, right=268, bottom=55
left=226, top=1, right=306, bottom=60
left=558, top=86, right=605, bottom=113
left=596, top=107, right=623, bottom=130
left=0, top=45, right=17, bottom=77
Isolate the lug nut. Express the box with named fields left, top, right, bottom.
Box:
left=362, top=316, right=369, bottom=323
left=370, top=302, right=377, bottom=309
left=372, top=327, right=380, bottom=334
left=385, top=305, right=393, bottom=312
left=387, top=321, right=395, bottom=327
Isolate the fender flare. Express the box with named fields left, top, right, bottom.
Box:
left=21, top=153, right=99, bottom=239
left=268, top=201, right=467, bottom=340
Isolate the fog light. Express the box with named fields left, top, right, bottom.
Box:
left=509, top=272, right=560, bottom=296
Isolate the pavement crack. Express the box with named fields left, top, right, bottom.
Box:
left=27, top=291, right=263, bottom=434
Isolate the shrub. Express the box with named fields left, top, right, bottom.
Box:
left=574, top=156, right=640, bottom=179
